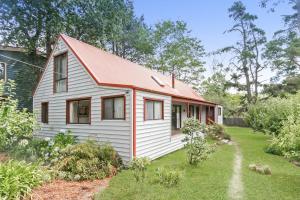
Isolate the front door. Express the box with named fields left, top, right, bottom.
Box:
left=172, top=105, right=181, bottom=129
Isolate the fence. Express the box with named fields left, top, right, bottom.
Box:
left=223, top=118, right=248, bottom=127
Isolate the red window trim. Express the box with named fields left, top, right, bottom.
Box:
left=53, top=52, right=68, bottom=94
left=66, top=97, right=91, bottom=124
left=41, top=102, right=49, bottom=124
left=143, top=97, right=164, bottom=121
left=101, top=95, right=126, bottom=120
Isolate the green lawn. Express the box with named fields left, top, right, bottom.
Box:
left=227, top=127, right=300, bottom=200
left=97, top=144, right=235, bottom=200
left=97, top=127, right=300, bottom=200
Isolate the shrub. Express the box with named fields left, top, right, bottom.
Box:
left=0, top=160, right=46, bottom=199
left=129, top=157, right=151, bottom=182
left=0, top=80, right=38, bottom=151
left=206, top=123, right=230, bottom=141
left=182, top=118, right=214, bottom=165
left=246, top=93, right=300, bottom=135
left=267, top=115, right=300, bottom=161
left=9, top=130, right=77, bottom=163
left=51, top=141, right=122, bottom=181
left=154, top=167, right=183, bottom=187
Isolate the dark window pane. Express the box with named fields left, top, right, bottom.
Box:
left=104, top=98, right=113, bottom=119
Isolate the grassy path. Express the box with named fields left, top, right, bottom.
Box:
left=226, top=127, right=300, bottom=200
left=228, top=142, right=243, bottom=200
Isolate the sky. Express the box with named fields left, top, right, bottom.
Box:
left=133, top=0, right=293, bottom=82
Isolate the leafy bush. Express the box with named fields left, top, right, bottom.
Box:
left=154, top=167, right=183, bottom=187
left=0, top=160, right=46, bottom=199
left=0, top=80, right=38, bottom=150
left=267, top=116, right=300, bottom=161
left=246, top=93, right=300, bottom=135
left=129, top=157, right=151, bottom=182
left=9, top=130, right=77, bottom=163
left=206, top=123, right=231, bottom=141
left=182, top=118, right=214, bottom=165
left=51, top=141, right=122, bottom=181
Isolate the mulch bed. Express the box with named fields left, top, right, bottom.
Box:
left=27, top=178, right=111, bottom=200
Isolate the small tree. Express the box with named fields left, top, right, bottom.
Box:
left=181, top=118, right=211, bottom=165
left=0, top=80, right=37, bottom=150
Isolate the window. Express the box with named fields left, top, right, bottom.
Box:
left=102, top=96, right=125, bottom=120
left=189, top=105, right=195, bottom=118
left=41, top=102, right=48, bottom=123
left=67, top=98, right=91, bottom=124
left=54, top=53, right=67, bottom=93
left=218, top=107, right=222, bottom=116
left=144, top=98, right=164, bottom=120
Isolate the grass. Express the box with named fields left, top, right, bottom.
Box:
left=97, top=144, right=235, bottom=200
left=226, top=127, right=300, bottom=200
left=97, top=127, right=300, bottom=200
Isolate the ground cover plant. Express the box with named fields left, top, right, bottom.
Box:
left=0, top=160, right=48, bottom=199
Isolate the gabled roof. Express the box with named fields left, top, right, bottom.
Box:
left=39, top=34, right=215, bottom=105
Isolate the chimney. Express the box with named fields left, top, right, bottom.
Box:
left=172, top=73, right=175, bottom=88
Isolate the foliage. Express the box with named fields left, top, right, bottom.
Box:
left=218, top=1, right=267, bottom=104
left=147, top=20, right=206, bottom=89
left=245, top=93, right=300, bottom=135
left=129, top=157, right=151, bottom=182
left=0, top=80, right=37, bottom=151
left=9, top=130, right=77, bottom=163
left=268, top=115, right=300, bottom=161
left=262, top=74, right=300, bottom=98
left=0, top=160, right=46, bottom=200
left=51, top=140, right=122, bottom=181
left=206, top=123, right=231, bottom=141
left=0, top=0, right=152, bottom=61
left=181, top=118, right=214, bottom=165
left=153, top=167, right=183, bottom=187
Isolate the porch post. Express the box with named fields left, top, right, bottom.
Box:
left=187, top=102, right=190, bottom=118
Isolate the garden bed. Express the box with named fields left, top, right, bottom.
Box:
left=27, top=178, right=110, bottom=200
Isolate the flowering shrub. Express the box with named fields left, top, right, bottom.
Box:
left=10, top=130, right=77, bottom=163
left=0, top=80, right=38, bottom=150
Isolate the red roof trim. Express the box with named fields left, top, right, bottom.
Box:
left=35, top=34, right=216, bottom=106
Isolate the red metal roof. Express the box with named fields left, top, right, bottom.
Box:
left=60, top=34, right=215, bottom=105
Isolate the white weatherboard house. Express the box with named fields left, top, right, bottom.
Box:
left=33, top=34, right=223, bottom=162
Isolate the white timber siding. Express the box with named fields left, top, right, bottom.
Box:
left=33, top=38, right=132, bottom=162
left=135, top=91, right=185, bottom=160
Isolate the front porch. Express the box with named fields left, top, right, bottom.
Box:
left=171, top=98, right=216, bottom=136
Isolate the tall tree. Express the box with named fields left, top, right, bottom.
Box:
left=147, top=20, right=206, bottom=88
left=219, top=1, right=267, bottom=104
left=261, top=0, right=300, bottom=77
left=0, top=0, right=63, bottom=57
left=0, top=0, right=153, bottom=64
